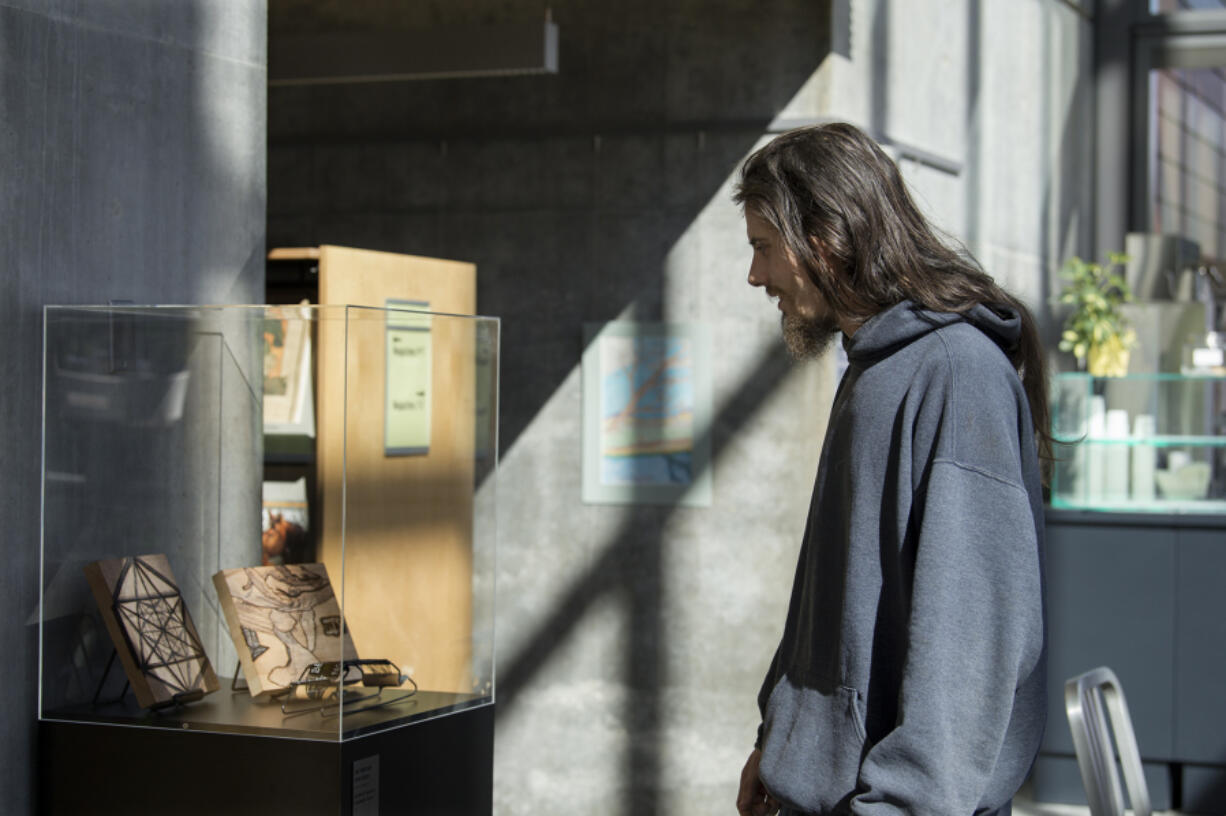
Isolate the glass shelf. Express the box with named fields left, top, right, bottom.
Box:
left=1049, top=496, right=1226, bottom=514
left=1054, top=435, right=1226, bottom=447
left=1051, top=371, right=1226, bottom=513
left=1057, top=371, right=1226, bottom=382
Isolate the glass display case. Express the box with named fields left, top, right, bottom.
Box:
left=1051, top=372, right=1226, bottom=513
left=40, top=303, right=499, bottom=742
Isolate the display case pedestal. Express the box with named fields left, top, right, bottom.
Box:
left=39, top=304, right=500, bottom=815
left=39, top=703, right=493, bottom=815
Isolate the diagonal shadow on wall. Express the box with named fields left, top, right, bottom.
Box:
left=496, top=337, right=795, bottom=810
left=266, top=2, right=838, bottom=813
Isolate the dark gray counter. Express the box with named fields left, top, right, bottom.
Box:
left=1035, top=507, right=1226, bottom=812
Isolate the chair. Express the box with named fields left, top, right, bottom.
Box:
left=1065, top=666, right=1152, bottom=816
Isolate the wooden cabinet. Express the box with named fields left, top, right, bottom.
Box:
left=263, top=245, right=484, bottom=696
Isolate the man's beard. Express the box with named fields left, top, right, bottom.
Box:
left=781, top=313, right=840, bottom=360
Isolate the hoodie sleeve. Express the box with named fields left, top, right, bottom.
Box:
left=850, top=459, right=1045, bottom=814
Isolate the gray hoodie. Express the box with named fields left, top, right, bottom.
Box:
left=756, top=300, right=1047, bottom=815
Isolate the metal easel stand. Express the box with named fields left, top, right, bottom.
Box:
left=280, top=674, right=419, bottom=721
left=231, top=661, right=248, bottom=693
left=91, top=649, right=129, bottom=707
left=92, top=649, right=204, bottom=710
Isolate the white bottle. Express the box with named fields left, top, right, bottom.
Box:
left=1103, top=409, right=1130, bottom=503
left=1086, top=396, right=1108, bottom=505
left=1131, top=414, right=1157, bottom=503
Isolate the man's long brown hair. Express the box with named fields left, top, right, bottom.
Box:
left=734, top=122, right=1053, bottom=474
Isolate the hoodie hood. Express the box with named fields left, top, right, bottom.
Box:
left=844, top=300, right=1021, bottom=363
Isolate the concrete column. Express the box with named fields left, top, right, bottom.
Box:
left=0, top=2, right=266, bottom=810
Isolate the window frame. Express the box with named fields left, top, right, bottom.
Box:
left=1129, top=10, right=1226, bottom=238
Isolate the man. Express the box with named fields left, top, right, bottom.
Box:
left=734, top=123, right=1049, bottom=816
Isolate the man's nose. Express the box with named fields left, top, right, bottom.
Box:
left=747, top=264, right=765, bottom=288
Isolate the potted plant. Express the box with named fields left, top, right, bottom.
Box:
left=1058, top=252, right=1137, bottom=377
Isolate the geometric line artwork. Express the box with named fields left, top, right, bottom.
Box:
left=112, top=557, right=210, bottom=696
left=85, top=554, right=220, bottom=709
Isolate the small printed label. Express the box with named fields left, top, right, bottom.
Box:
left=353, top=755, right=379, bottom=816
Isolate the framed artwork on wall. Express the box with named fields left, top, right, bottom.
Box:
left=263, top=301, right=315, bottom=438
left=581, top=321, right=712, bottom=506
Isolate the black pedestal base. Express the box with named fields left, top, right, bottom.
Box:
left=39, top=704, right=493, bottom=815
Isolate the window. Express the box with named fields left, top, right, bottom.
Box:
left=1131, top=9, right=1226, bottom=265
left=1148, top=64, right=1226, bottom=259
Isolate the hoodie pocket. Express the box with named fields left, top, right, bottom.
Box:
left=758, top=676, right=868, bottom=812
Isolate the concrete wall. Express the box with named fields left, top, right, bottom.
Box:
left=269, top=3, right=831, bottom=814
left=0, top=1, right=266, bottom=811
left=266, top=1, right=1097, bottom=813
left=818, top=0, right=1096, bottom=341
